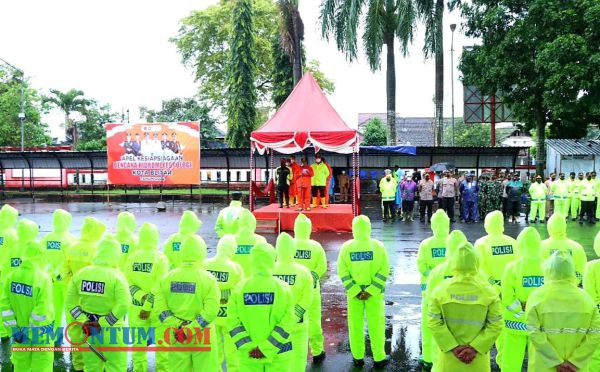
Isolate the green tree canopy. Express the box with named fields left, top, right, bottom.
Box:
left=43, top=88, right=90, bottom=146
left=271, top=39, right=335, bottom=108
left=455, top=0, right=600, bottom=173
left=226, top=0, right=257, bottom=148
left=441, top=119, right=515, bottom=147
left=172, top=0, right=277, bottom=110
left=174, top=0, right=335, bottom=112
left=139, top=97, right=219, bottom=146
left=320, top=0, right=417, bottom=145
left=362, top=118, right=388, bottom=146
left=75, top=102, right=119, bottom=151
left=0, top=67, right=50, bottom=147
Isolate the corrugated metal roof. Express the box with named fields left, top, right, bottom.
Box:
left=546, top=139, right=600, bottom=155
left=357, top=115, right=444, bottom=146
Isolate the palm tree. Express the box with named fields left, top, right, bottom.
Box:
left=278, top=0, right=304, bottom=86
left=320, top=0, right=416, bottom=145
left=416, top=0, right=445, bottom=146
left=44, top=89, right=90, bottom=147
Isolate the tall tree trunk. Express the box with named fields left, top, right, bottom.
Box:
left=292, top=25, right=302, bottom=86
left=65, top=113, right=71, bottom=144
left=434, top=0, right=444, bottom=146
left=535, top=106, right=547, bottom=175
left=385, top=34, right=396, bottom=145
left=73, top=123, right=79, bottom=149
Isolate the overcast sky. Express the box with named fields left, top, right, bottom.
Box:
left=1, top=0, right=472, bottom=140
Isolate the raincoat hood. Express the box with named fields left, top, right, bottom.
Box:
left=179, top=211, right=202, bottom=235
left=294, top=213, right=312, bottom=240
left=180, top=235, right=207, bottom=264
left=484, top=211, right=504, bottom=235
left=446, top=230, right=468, bottom=259
left=138, top=222, right=159, bottom=251
left=450, top=243, right=479, bottom=276
left=17, top=219, right=39, bottom=243
left=517, top=227, right=542, bottom=258
left=547, top=213, right=567, bottom=240
left=80, top=217, right=107, bottom=243
left=0, top=204, right=18, bottom=230
left=237, top=209, right=257, bottom=234
left=352, top=215, right=372, bottom=240
left=251, top=242, right=276, bottom=276
left=544, top=250, right=576, bottom=282
left=216, top=234, right=237, bottom=259
left=21, top=241, right=45, bottom=268
left=116, top=211, right=137, bottom=236
left=430, top=209, right=450, bottom=239
left=276, top=232, right=296, bottom=263
left=93, top=234, right=121, bottom=267
left=594, top=230, right=600, bottom=257
left=52, top=209, right=72, bottom=234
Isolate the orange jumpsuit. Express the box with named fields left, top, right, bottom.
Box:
left=290, top=162, right=302, bottom=203
left=297, top=165, right=314, bottom=210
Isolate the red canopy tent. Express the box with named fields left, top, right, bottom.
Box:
left=249, top=72, right=360, bottom=217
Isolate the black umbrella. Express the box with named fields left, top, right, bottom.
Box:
left=430, top=162, right=456, bottom=172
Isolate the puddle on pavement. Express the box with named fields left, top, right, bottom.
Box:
left=1, top=200, right=597, bottom=371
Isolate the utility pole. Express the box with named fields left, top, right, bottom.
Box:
left=450, top=24, right=457, bottom=146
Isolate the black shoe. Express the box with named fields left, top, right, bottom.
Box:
left=373, top=355, right=391, bottom=368
left=418, top=356, right=434, bottom=371
left=579, top=220, right=584, bottom=225
left=279, top=205, right=283, bottom=208
left=353, top=358, right=364, bottom=367
left=540, top=219, right=545, bottom=223
left=313, top=352, right=326, bottom=365
left=1, top=336, right=9, bottom=343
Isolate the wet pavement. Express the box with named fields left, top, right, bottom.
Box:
left=1, top=199, right=599, bottom=371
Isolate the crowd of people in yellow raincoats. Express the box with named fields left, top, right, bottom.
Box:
left=2, top=188, right=600, bottom=371
left=418, top=209, right=600, bottom=372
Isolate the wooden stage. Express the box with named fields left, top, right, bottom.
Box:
left=253, top=203, right=353, bottom=232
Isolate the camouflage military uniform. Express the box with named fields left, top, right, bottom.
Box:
left=479, top=179, right=504, bottom=218
left=478, top=181, right=493, bottom=217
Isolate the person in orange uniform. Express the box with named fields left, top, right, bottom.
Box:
left=297, top=157, right=314, bottom=212
left=289, top=155, right=302, bottom=206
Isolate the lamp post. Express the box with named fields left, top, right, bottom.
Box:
left=0, top=58, right=25, bottom=150
left=450, top=24, right=457, bottom=146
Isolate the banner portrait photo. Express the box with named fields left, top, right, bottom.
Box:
left=106, top=122, right=200, bottom=185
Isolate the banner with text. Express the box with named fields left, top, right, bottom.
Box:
left=106, top=122, right=200, bottom=185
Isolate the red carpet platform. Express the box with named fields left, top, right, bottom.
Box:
left=253, top=203, right=353, bottom=232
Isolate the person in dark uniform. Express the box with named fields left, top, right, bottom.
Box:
left=123, top=133, right=134, bottom=155
left=131, top=133, right=142, bottom=156
left=169, top=132, right=181, bottom=154
left=275, top=158, right=292, bottom=208
left=161, top=133, right=170, bottom=151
